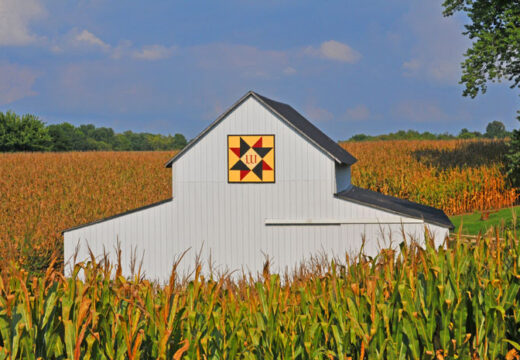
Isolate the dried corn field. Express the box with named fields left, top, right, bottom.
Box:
left=342, top=139, right=516, bottom=215
left=0, top=152, right=174, bottom=271
left=0, top=139, right=516, bottom=269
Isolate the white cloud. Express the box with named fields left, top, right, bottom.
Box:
left=402, top=59, right=421, bottom=74
left=0, top=0, right=45, bottom=46
left=58, top=30, right=176, bottom=61
left=133, top=44, right=176, bottom=60
left=344, top=104, right=371, bottom=121
left=0, top=63, right=39, bottom=105
left=74, top=29, right=110, bottom=51
left=283, top=66, right=297, bottom=75
left=190, top=43, right=289, bottom=78
left=305, top=104, right=334, bottom=122
left=401, top=1, right=469, bottom=83
left=320, top=40, right=362, bottom=63
left=392, top=100, right=450, bottom=123
left=305, top=40, right=361, bottom=64
left=50, top=44, right=64, bottom=53
left=110, top=40, right=133, bottom=59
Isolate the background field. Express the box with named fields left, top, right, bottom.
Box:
left=0, top=152, right=173, bottom=271
left=0, top=139, right=516, bottom=270
left=342, top=139, right=516, bottom=215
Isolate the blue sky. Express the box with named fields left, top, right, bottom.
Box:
left=0, top=0, right=518, bottom=140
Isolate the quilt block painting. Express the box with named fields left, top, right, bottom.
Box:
left=228, top=135, right=275, bottom=183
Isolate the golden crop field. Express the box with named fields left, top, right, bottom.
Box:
left=0, top=152, right=174, bottom=271
left=342, top=139, right=516, bottom=215
left=0, top=139, right=516, bottom=269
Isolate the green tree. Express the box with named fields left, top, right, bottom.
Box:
left=76, top=125, right=115, bottom=150
left=458, top=128, right=481, bottom=139
left=485, top=121, right=507, bottom=139
left=0, top=111, right=52, bottom=152
left=124, top=132, right=152, bottom=150
left=442, top=0, right=520, bottom=99
left=508, top=131, right=520, bottom=186
left=91, top=127, right=115, bottom=145
left=443, top=0, right=520, bottom=185
left=172, top=133, right=187, bottom=149
left=348, top=134, right=373, bottom=141
left=113, top=133, right=132, bottom=150
left=86, top=138, right=111, bottom=150
left=47, top=122, right=87, bottom=151
left=0, top=112, right=188, bottom=153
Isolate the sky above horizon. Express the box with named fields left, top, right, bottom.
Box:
left=0, top=0, right=518, bottom=140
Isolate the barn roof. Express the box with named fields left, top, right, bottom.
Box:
left=165, top=91, right=357, bottom=168
left=336, top=186, right=454, bottom=230
left=62, top=198, right=173, bottom=234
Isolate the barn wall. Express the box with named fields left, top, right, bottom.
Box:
left=166, top=97, right=449, bottom=278
left=63, top=200, right=175, bottom=280
left=66, top=96, right=450, bottom=282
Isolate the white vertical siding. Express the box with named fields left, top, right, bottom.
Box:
left=64, top=200, right=175, bottom=279
left=65, top=96, right=450, bottom=283
left=166, top=96, right=449, bottom=278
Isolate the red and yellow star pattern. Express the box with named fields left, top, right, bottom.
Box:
left=228, top=135, right=275, bottom=183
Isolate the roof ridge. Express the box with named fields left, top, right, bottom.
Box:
left=165, top=91, right=357, bottom=167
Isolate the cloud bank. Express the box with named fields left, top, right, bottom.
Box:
left=305, top=40, right=361, bottom=63
left=0, top=63, right=39, bottom=105
left=0, top=0, right=45, bottom=46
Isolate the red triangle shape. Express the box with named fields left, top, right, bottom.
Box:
left=240, top=170, right=250, bottom=180
left=262, top=161, right=272, bottom=170
left=230, top=147, right=241, bottom=157
left=252, top=137, right=262, bottom=148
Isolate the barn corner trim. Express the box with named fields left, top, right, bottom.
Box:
left=164, top=91, right=357, bottom=168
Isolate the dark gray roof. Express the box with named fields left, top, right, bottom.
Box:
left=62, top=198, right=173, bottom=234
left=336, top=186, right=454, bottom=229
left=253, top=93, right=357, bottom=165
left=165, top=91, right=357, bottom=167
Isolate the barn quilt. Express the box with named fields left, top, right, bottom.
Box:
left=228, top=135, right=274, bottom=183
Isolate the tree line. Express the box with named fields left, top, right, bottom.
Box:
left=1, top=110, right=512, bottom=152
left=0, top=111, right=187, bottom=152
left=346, top=121, right=510, bottom=142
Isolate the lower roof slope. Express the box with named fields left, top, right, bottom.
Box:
left=62, top=198, right=173, bottom=234
left=336, top=186, right=454, bottom=230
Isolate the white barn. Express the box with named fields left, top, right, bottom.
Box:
left=63, top=91, right=454, bottom=281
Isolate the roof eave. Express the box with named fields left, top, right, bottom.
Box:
left=333, top=192, right=454, bottom=230
left=62, top=198, right=174, bottom=234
